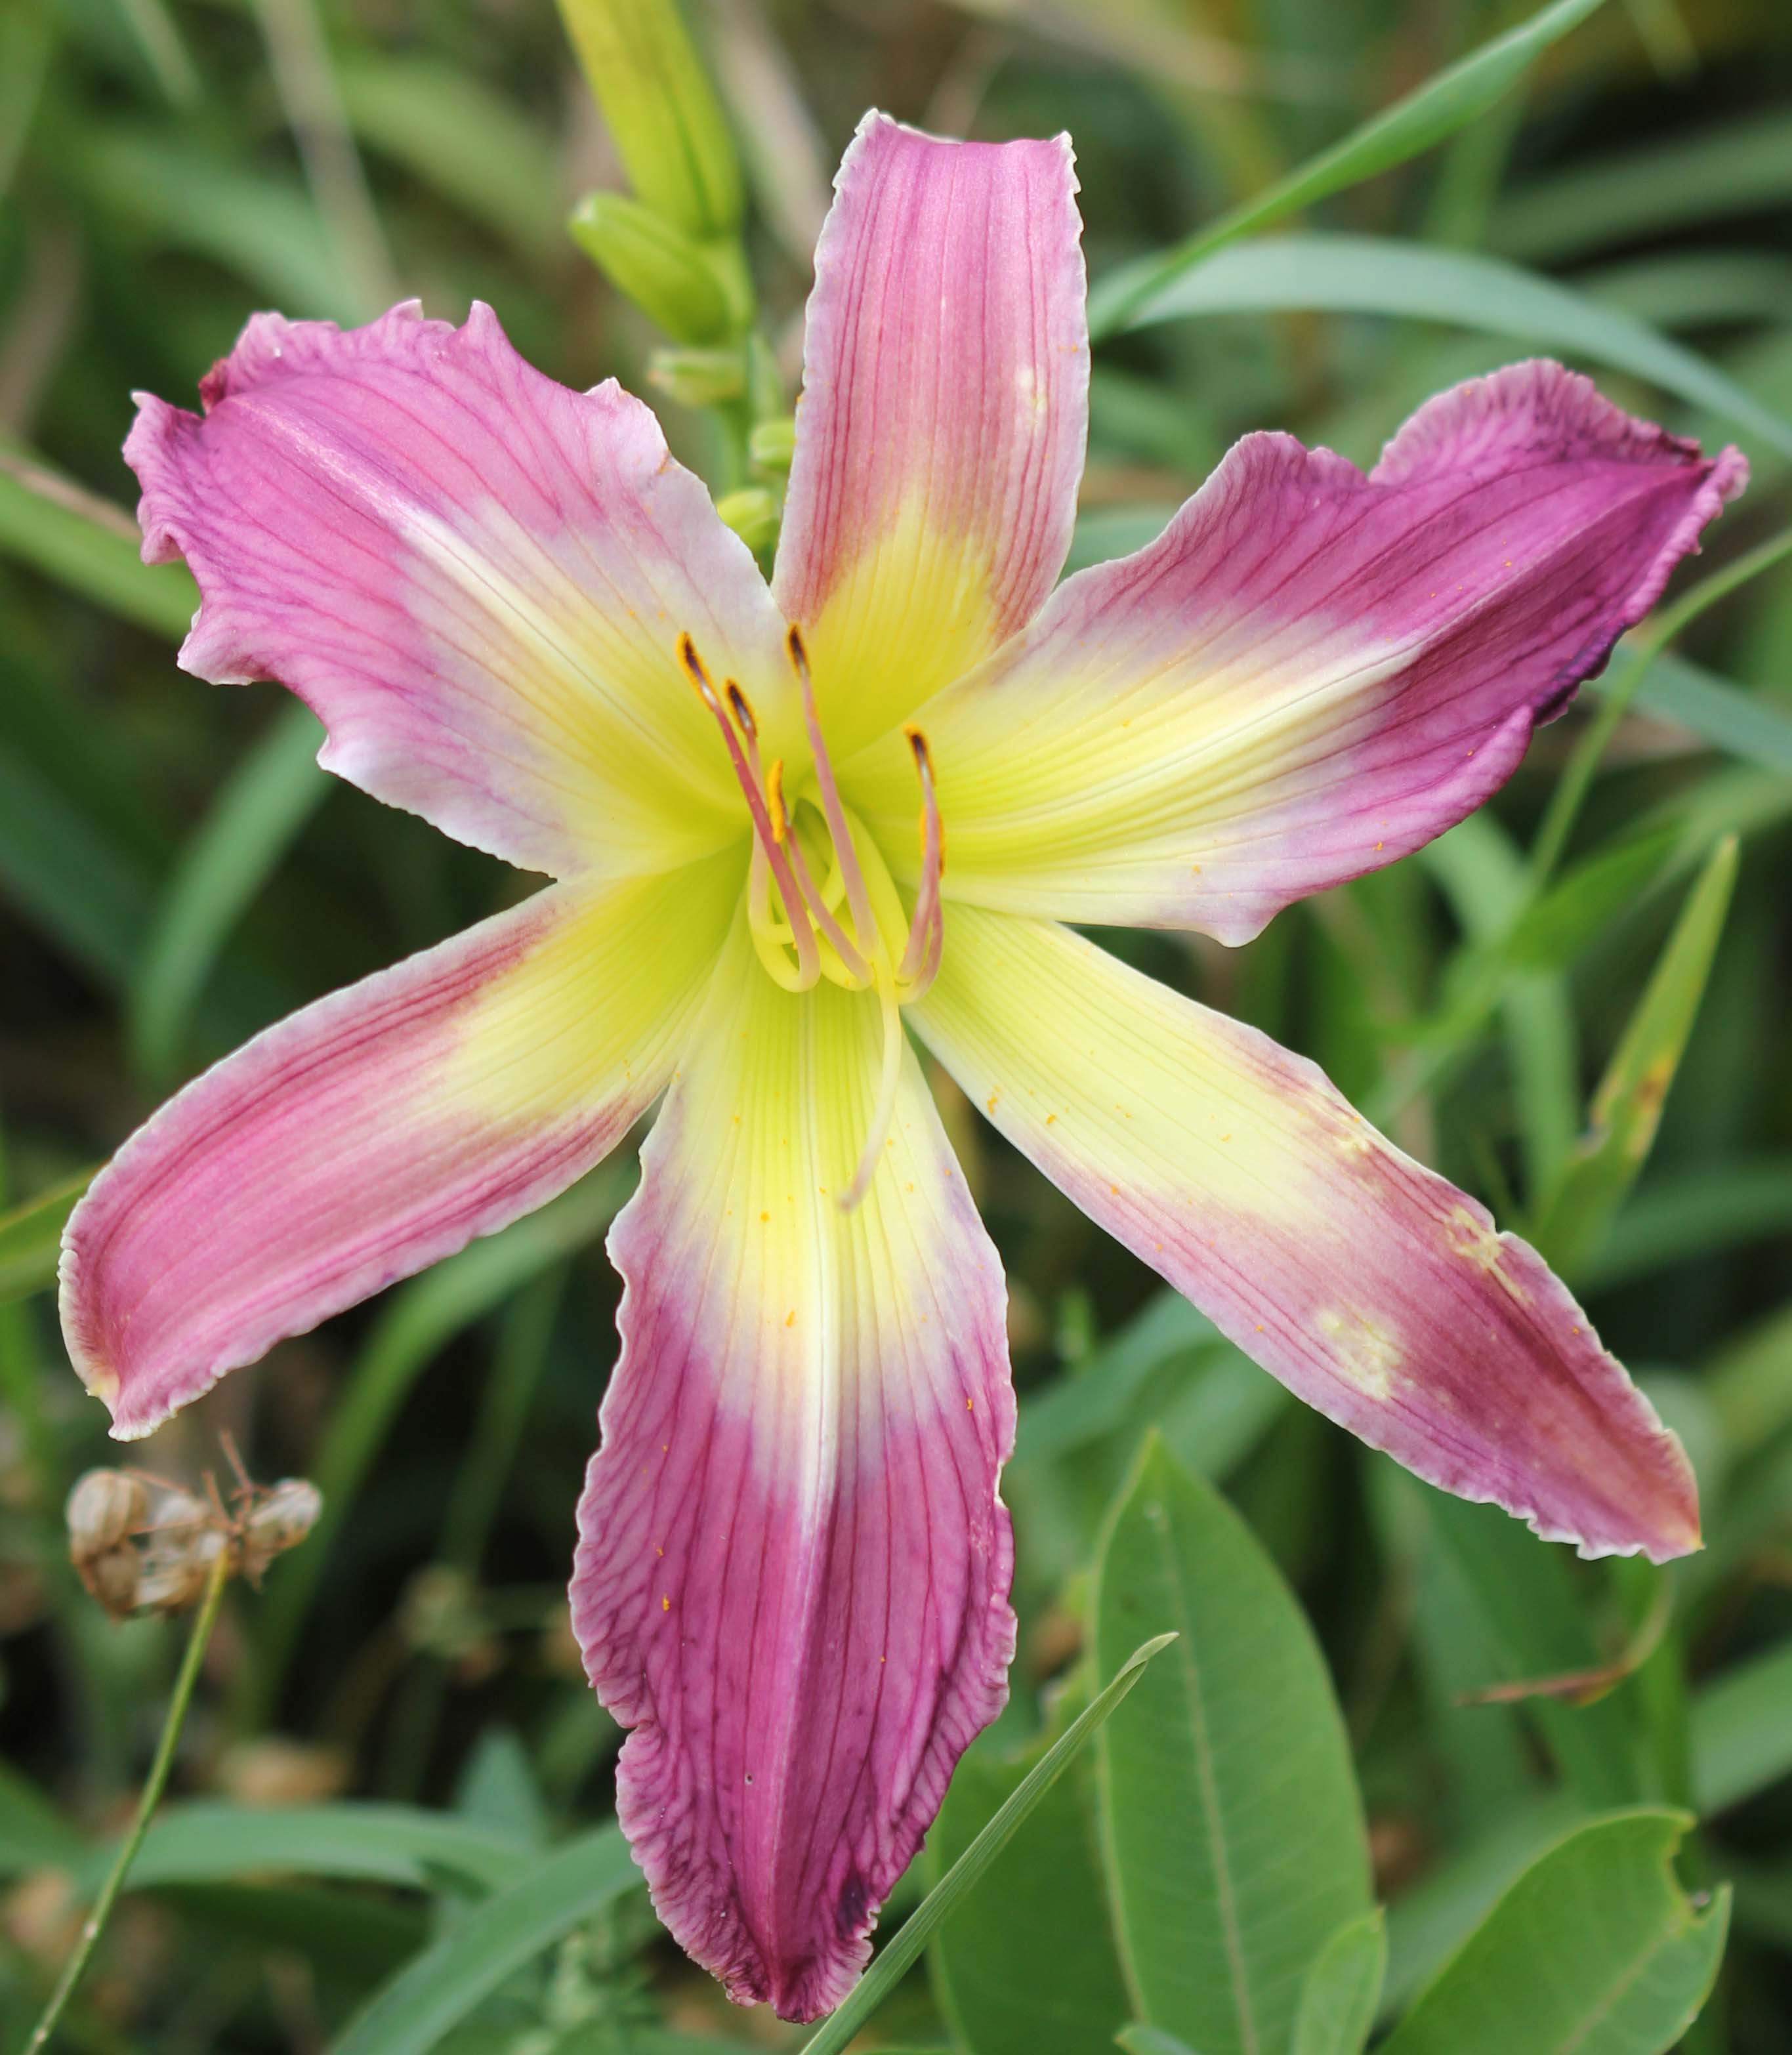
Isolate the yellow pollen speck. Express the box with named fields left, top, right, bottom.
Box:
left=967, top=1398, right=974, bottom=1412
left=1046, top=1113, right=1057, bottom=1125
left=785, top=1309, right=797, bottom=1327
left=759, top=1210, right=770, bottom=1222
left=656, top=1546, right=664, bottom=1557
left=987, top=1092, right=999, bottom=1113
left=661, top=1595, right=671, bottom=1612
left=1374, top=840, right=1384, bottom=851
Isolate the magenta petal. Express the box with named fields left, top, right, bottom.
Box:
left=60, top=860, right=737, bottom=1436
left=126, top=301, right=791, bottom=879
left=571, top=928, right=1014, bottom=2020
left=915, top=908, right=1699, bottom=1563
left=846, top=362, right=1744, bottom=940
left=773, top=112, right=1087, bottom=757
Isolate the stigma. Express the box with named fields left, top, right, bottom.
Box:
left=680, top=627, right=946, bottom=1207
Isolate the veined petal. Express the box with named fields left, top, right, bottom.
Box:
left=915, top=907, right=1698, bottom=1562
left=572, top=921, right=1013, bottom=2022
left=773, top=112, right=1087, bottom=760
left=127, top=301, right=793, bottom=879
left=60, top=853, right=740, bottom=1437
left=848, top=363, right=1743, bottom=940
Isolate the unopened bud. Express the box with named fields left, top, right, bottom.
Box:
left=748, top=417, right=797, bottom=476
left=555, top=0, right=741, bottom=239
left=715, top=488, right=779, bottom=555
left=647, top=346, right=746, bottom=409
left=66, top=1470, right=148, bottom=1560
left=569, top=193, right=742, bottom=346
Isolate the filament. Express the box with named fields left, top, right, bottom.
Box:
left=896, top=726, right=944, bottom=993
left=787, top=626, right=879, bottom=961
left=840, top=959, right=905, bottom=1213
left=767, top=760, right=872, bottom=985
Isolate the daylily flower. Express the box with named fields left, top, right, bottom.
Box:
left=63, top=112, right=1741, bottom=2020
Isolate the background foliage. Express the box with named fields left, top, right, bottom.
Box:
left=2, top=0, right=1791, bottom=2048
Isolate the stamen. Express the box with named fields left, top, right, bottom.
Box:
left=896, top=726, right=944, bottom=993
left=787, top=626, right=879, bottom=961
left=840, top=960, right=905, bottom=1213
left=680, top=635, right=818, bottom=989
left=766, top=760, right=872, bottom=986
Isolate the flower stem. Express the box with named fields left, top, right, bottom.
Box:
left=24, top=1552, right=230, bottom=2055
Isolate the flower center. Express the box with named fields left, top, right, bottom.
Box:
left=680, top=627, right=946, bottom=1209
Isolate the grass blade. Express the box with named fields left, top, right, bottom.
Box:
left=1087, top=0, right=1610, bottom=338
left=0, top=1167, right=93, bottom=1306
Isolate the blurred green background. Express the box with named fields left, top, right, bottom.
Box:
left=3, top=0, right=1792, bottom=2048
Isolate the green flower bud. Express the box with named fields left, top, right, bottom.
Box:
left=747, top=416, right=797, bottom=476
left=570, top=193, right=745, bottom=345
left=715, top=488, right=780, bottom=555
left=648, top=346, right=747, bottom=409
left=555, top=0, right=742, bottom=241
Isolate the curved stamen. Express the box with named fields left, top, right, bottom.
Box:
left=680, top=636, right=819, bottom=989
left=787, top=626, right=879, bottom=962
left=839, top=959, right=905, bottom=1213
left=896, top=726, right=944, bottom=993
left=766, top=760, right=873, bottom=986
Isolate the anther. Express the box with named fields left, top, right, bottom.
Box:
left=896, top=726, right=944, bottom=995
left=680, top=634, right=819, bottom=987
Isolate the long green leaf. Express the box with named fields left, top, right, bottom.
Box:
left=329, top=1825, right=637, bottom=2055
left=1379, top=1812, right=1728, bottom=2054
left=1530, top=837, right=1738, bottom=1275
left=129, top=702, right=329, bottom=1085
left=84, top=1800, right=530, bottom=1896
left=799, top=1634, right=1177, bottom=2055
left=1604, top=650, right=1792, bottom=777
left=0, top=451, right=196, bottom=639
left=1103, top=234, right=1792, bottom=455
left=1087, top=0, right=1610, bottom=337
left=0, top=1168, right=93, bottom=1305
left=1093, top=1436, right=1371, bottom=2055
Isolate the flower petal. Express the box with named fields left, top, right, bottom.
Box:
left=915, top=907, right=1698, bottom=1562
left=572, top=923, right=1013, bottom=2021
left=60, top=854, right=740, bottom=1437
left=773, top=112, right=1087, bottom=760
left=848, top=363, right=1743, bottom=940
left=127, top=301, right=793, bottom=879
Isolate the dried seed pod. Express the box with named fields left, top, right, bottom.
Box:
left=65, top=1470, right=148, bottom=1562
left=240, top=1480, right=322, bottom=1584
left=81, top=1543, right=141, bottom=1619
left=137, top=1526, right=226, bottom=1616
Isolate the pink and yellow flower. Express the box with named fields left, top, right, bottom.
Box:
left=64, top=113, right=1741, bottom=2020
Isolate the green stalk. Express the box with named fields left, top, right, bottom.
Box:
left=23, top=1553, right=230, bottom=2055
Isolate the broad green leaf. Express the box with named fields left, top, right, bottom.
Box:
left=1292, top=1909, right=1386, bottom=2055
left=0, top=449, right=198, bottom=639
left=84, top=1800, right=530, bottom=1896
left=453, top=1728, right=549, bottom=1851
left=247, top=1166, right=633, bottom=1723
left=1493, top=109, right=1792, bottom=264
left=0, top=1758, right=85, bottom=1875
left=1379, top=1811, right=1728, bottom=2054
left=1093, top=1436, right=1371, bottom=2055
left=1501, top=825, right=1682, bottom=972
left=1087, top=0, right=1610, bottom=338
left=0, top=1167, right=92, bottom=1305
left=150, top=1881, right=425, bottom=1990
left=1104, top=234, right=1792, bottom=457
left=1117, top=2030, right=1200, bottom=2055
left=799, top=1634, right=1177, bottom=2055
left=1531, top=837, right=1738, bottom=1276
left=1014, top=1293, right=1219, bottom=1466
left=129, top=701, right=329, bottom=1085
left=1419, top=1489, right=1641, bottom=1811
left=928, top=1718, right=1130, bottom=2055
left=330, top=1825, right=638, bottom=2055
